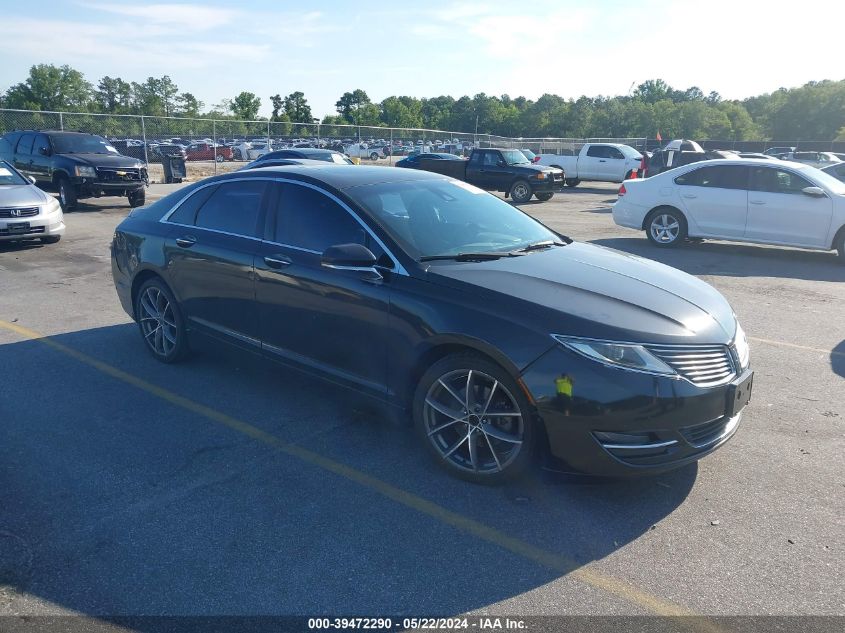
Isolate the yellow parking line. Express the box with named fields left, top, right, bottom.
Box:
left=749, top=336, right=845, bottom=358
left=0, top=318, right=700, bottom=619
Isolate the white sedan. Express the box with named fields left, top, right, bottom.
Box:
left=612, top=159, right=845, bottom=261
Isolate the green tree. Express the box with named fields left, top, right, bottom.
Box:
left=270, top=94, right=284, bottom=121
left=230, top=91, right=261, bottom=120
left=176, top=92, right=203, bottom=118
left=335, top=89, right=371, bottom=124
left=283, top=91, right=312, bottom=122
left=95, top=76, right=132, bottom=113
left=4, top=64, right=92, bottom=111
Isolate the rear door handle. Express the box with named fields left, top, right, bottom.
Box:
left=682, top=194, right=697, bottom=199
left=598, top=159, right=607, bottom=162
left=175, top=236, right=197, bottom=248
left=749, top=200, right=765, bottom=205
left=264, top=255, right=292, bottom=269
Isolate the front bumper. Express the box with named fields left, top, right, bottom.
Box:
left=521, top=345, right=751, bottom=477
left=0, top=209, right=65, bottom=241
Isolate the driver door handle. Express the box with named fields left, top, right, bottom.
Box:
left=175, top=236, right=197, bottom=248
left=749, top=200, right=765, bottom=205
left=264, top=255, right=292, bottom=269
left=682, top=194, right=697, bottom=199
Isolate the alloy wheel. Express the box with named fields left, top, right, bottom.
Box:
left=138, top=286, right=178, bottom=357
left=650, top=214, right=680, bottom=243
left=422, top=369, right=524, bottom=474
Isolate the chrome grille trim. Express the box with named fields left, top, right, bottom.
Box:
left=646, top=344, right=736, bottom=386
left=0, top=207, right=39, bottom=218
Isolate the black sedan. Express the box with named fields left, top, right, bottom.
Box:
left=111, top=165, right=752, bottom=483
left=396, top=152, right=465, bottom=169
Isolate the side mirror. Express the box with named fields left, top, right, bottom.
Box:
left=321, top=243, right=380, bottom=277
left=802, top=186, right=826, bottom=198
left=39, top=147, right=51, bottom=156
left=28, top=176, right=36, bottom=184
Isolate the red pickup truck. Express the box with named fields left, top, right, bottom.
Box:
left=185, top=143, right=233, bottom=162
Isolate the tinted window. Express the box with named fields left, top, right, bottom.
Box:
left=586, top=145, right=608, bottom=158
left=482, top=152, right=499, bottom=167
left=468, top=152, right=482, bottom=165
left=675, top=165, right=748, bottom=189
left=194, top=180, right=267, bottom=236
left=16, top=134, right=35, bottom=155
left=606, top=147, right=625, bottom=159
left=749, top=167, right=813, bottom=194
left=33, top=134, right=50, bottom=155
left=168, top=184, right=218, bottom=225
left=276, top=184, right=367, bottom=253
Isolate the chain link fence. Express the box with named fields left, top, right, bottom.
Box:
left=2, top=108, right=841, bottom=181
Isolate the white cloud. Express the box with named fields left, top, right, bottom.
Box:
left=78, top=2, right=238, bottom=30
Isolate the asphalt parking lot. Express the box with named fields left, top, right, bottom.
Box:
left=1, top=182, right=843, bottom=625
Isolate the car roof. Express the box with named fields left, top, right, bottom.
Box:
left=220, top=164, right=451, bottom=190
left=665, top=158, right=820, bottom=172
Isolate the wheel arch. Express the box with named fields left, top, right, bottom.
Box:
left=830, top=223, right=845, bottom=251
left=52, top=169, right=72, bottom=184
left=130, top=268, right=171, bottom=320
left=641, top=204, right=687, bottom=231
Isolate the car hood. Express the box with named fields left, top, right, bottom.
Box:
left=61, top=153, right=145, bottom=169
left=0, top=184, right=50, bottom=206
left=426, top=242, right=737, bottom=344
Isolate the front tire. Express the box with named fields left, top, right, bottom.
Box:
left=134, top=278, right=189, bottom=363
left=128, top=188, right=146, bottom=208
left=534, top=191, right=554, bottom=201
left=835, top=229, right=845, bottom=263
left=215, top=155, right=224, bottom=163
left=41, top=235, right=61, bottom=244
left=645, top=207, right=688, bottom=247
left=509, top=179, right=533, bottom=204
left=57, top=177, right=77, bottom=211
left=370, top=152, right=379, bottom=161
left=565, top=178, right=580, bottom=187
left=413, top=353, right=536, bottom=484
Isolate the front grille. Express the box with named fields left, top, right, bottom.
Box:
left=646, top=344, right=735, bottom=386
left=0, top=207, right=39, bottom=218
left=0, top=226, right=44, bottom=235
left=96, top=167, right=143, bottom=182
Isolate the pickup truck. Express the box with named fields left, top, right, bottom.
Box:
left=411, top=148, right=563, bottom=203
left=0, top=130, right=148, bottom=210
left=344, top=143, right=382, bottom=161
left=536, top=143, right=643, bottom=187
left=185, top=142, right=233, bottom=162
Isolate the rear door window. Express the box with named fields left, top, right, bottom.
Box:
left=675, top=165, right=748, bottom=189
left=16, top=134, right=35, bottom=155
left=193, top=180, right=268, bottom=236
left=167, top=185, right=218, bottom=225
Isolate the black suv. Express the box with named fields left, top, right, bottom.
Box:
left=0, top=131, right=148, bottom=210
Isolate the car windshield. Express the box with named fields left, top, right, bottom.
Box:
left=347, top=179, right=560, bottom=259
left=0, top=161, right=28, bottom=185
left=520, top=149, right=536, bottom=161
left=330, top=153, right=351, bottom=164
left=501, top=149, right=530, bottom=165
left=51, top=134, right=118, bottom=154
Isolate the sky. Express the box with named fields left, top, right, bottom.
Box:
left=0, top=0, right=843, bottom=119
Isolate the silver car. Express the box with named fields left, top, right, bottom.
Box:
left=0, top=160, right=64, bottom=243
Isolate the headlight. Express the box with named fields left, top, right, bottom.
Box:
left=534, top=172, right=548, bottom=180
left=733, top=321, right=750, bottom=369
left=42, top=197, right=61, bottom=215
left=74, top=165, right=97, bottom=178
left=552, top=335, right=676, bottom=376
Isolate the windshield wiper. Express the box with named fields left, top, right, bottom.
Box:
left=420, top=252, right=518, bottom=262
left=514, top=240, right=567, bottom=253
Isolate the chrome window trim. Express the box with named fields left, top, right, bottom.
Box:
left=160, top=175, right=408, bottom=276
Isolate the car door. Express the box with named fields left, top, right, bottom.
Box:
left=29, top=134, right=52, bottom=181
left=601, top=146, right=627, bottom=180
left=674, top=165, right=750, bottom=238
left=253, top=181, right=391, bottom=396
left=13, top=133, right=35, bottom=177
left=163, top=179, right=270, bottom=349
left=580, top=145, right=608, bottom=179
left=745, top=166, right=833, bottom=247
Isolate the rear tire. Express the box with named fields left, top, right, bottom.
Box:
left=57, top=176, right=77, bottom=211
left=534, top=192, right=554, bottom=201
left=645, top=207, right=688, bottom=247
left=413, top=353, right=537, bottom=484
left=370, top=152, right=379, bottom=161
left=509, top=179, right=533, bottom=204
left=134, top=278, right=190, bottom=364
